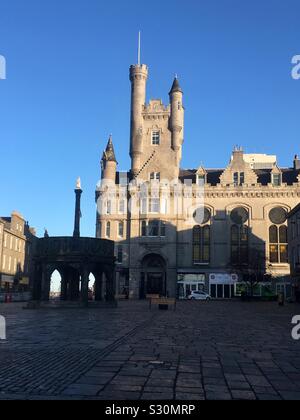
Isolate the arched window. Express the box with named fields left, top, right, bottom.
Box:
left=231, top=225, right=249, bottom=265
left=106, top=222, right=111, bottom=238
left=193, top=226, right=210, bottom=264
left=141, top=221, right=147, bottom=237
left=269, top=225, right=288, bottom=263
left=269, top=207, right=288, bottom=264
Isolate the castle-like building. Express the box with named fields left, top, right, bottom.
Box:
left=96, top=61, right=300, bottom=300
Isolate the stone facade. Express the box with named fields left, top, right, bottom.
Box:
left=0, top=212, right=36, bottom=291
left=96, top=62, right=300, bottom=300
left=288, top=204, right=300, bottom=301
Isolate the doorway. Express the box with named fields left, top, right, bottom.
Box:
left=140, top=254, right=167, bottom=299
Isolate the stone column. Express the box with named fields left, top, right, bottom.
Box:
left=80, top=268, right=89, bottom=306
left=69, top=270, right=80, bottom=301
left=104, top=267, right=116, bottom=302
left=73, top=187, right=83, bottom=239
left=60, top=270, right=68, bottom=301
left=41, top=265, right=51, bottom=302
left=32, top=263, right=42, bottom=301
left=94, top=271, right=103, bottom=302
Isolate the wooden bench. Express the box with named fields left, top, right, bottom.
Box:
left=150, top=297, right=177, bottom=311
left=146, top=294, right=160, bottom=300
left=115, top=294, right=128, bottom=300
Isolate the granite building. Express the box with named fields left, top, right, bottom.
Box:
left=0, top=212, right=36, bottom=292
left=96, top=61, right=300, bottom=300
left=288, top=204, right=300, bottom=301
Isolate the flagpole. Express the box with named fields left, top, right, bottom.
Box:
left=138, top=31, right=141, bottom=66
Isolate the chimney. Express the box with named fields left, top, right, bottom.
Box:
left=294, top=155, right=300, bottom=171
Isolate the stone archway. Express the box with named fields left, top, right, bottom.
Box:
left=140, top=254, right=167, bottom=299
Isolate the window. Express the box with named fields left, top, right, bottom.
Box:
left=269, top=207, right=288, bottom=264
left=233, top=172, right=239, bottom=186
left=269, top=225, right=288, bottom=264
left=160, top=222, right=166, bottom=237
left=233, top=172, right=245, bottom=186
left=150, top=172, right=160, bottom=182
left=196, top=175, right=206, bottom=187
left=106, top=222, right=111, bottom=238
left=148, top=220, right=160, bottom=237
left=140, top=198, right=148, bottom=215
left=272, top=173, right=282, bottom=187
left=106, top=200, right=112, bottom=215
left=141, top=220, right=166, bottom=237
left=193, top=226, right=210, bottom=264
left=231, top=225, right=249, bottom=265
left=117, top=246, right=123, bottom=264
left=269, top=207, right=287, bottom=225
left=141, top=221, right=147, bottom=237
left=152, top=131, right=160, bottom=145
left=119, top=200, right=125, bottom=214
left=118, top=222, right=124, bottom=238
left=149, top=198, right=160, bottom=214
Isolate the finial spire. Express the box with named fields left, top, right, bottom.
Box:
left=76, top=177, right=82, bottom=190
left=103, top=135, right=117, bottom=163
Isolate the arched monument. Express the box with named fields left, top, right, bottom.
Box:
left=30, top=180, right=116, bottom=308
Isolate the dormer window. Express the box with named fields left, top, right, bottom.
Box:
left=196, top=174, right=206, bottom=187
left=150, top=172, right=160, bottom=182
left=152, top=131, right=160, bottom=146
left=233, top=172, right=244, bottom=186
left=272, top=173, right=282, bottom=187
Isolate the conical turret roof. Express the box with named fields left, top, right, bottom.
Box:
left=169, top=77, right=183, bottom=95
left=103, top=135, right=117, bottom=163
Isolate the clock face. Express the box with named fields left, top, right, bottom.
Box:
left=230, top=207, right=249, bottom=225
left=193, top=207, right=211, bottom=225
left=269, top=207, right=287, bottom=225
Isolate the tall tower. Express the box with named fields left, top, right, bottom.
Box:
left=169, top=77, right=184, bottom=164
left=129, top=64, right=149, bottom=176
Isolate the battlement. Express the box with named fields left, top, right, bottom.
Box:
left=143, top=99, right=170, bottom=115
left=130, top=64, right=149, bottom=79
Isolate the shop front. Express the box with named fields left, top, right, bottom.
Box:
left=177, top=273, right=206, bottom=299
left=0, top=274, right=15, bottom=292
left=209, top=273, right=239, bottom=299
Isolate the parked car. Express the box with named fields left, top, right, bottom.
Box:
left=188, top=291, right=211, bottom=301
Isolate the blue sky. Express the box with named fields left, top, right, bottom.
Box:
left=0, top=0, right=299, bottom=237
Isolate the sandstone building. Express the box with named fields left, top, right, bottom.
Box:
left=96, top=61, right=300, bottom=300
left=0, top=212, right=36, bottom=292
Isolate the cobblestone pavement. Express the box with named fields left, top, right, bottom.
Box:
left=0, top=301, right=300, bottom=400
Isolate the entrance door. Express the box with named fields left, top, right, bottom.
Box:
left=147, top=273, right=164, bottom=295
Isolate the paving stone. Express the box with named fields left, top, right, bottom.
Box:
left=279, top=391, right=300, bottom=401
left=62, top=384, right=103, bottom=396
left=1, top=301, right=300, bottom=400
left=232, top=390, right=256, bottom=400
left=227, top=381, right=252, bottom=390
left=246, top=375, right=272, bottom=387
left=142, top=392, right=174, bottom=400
